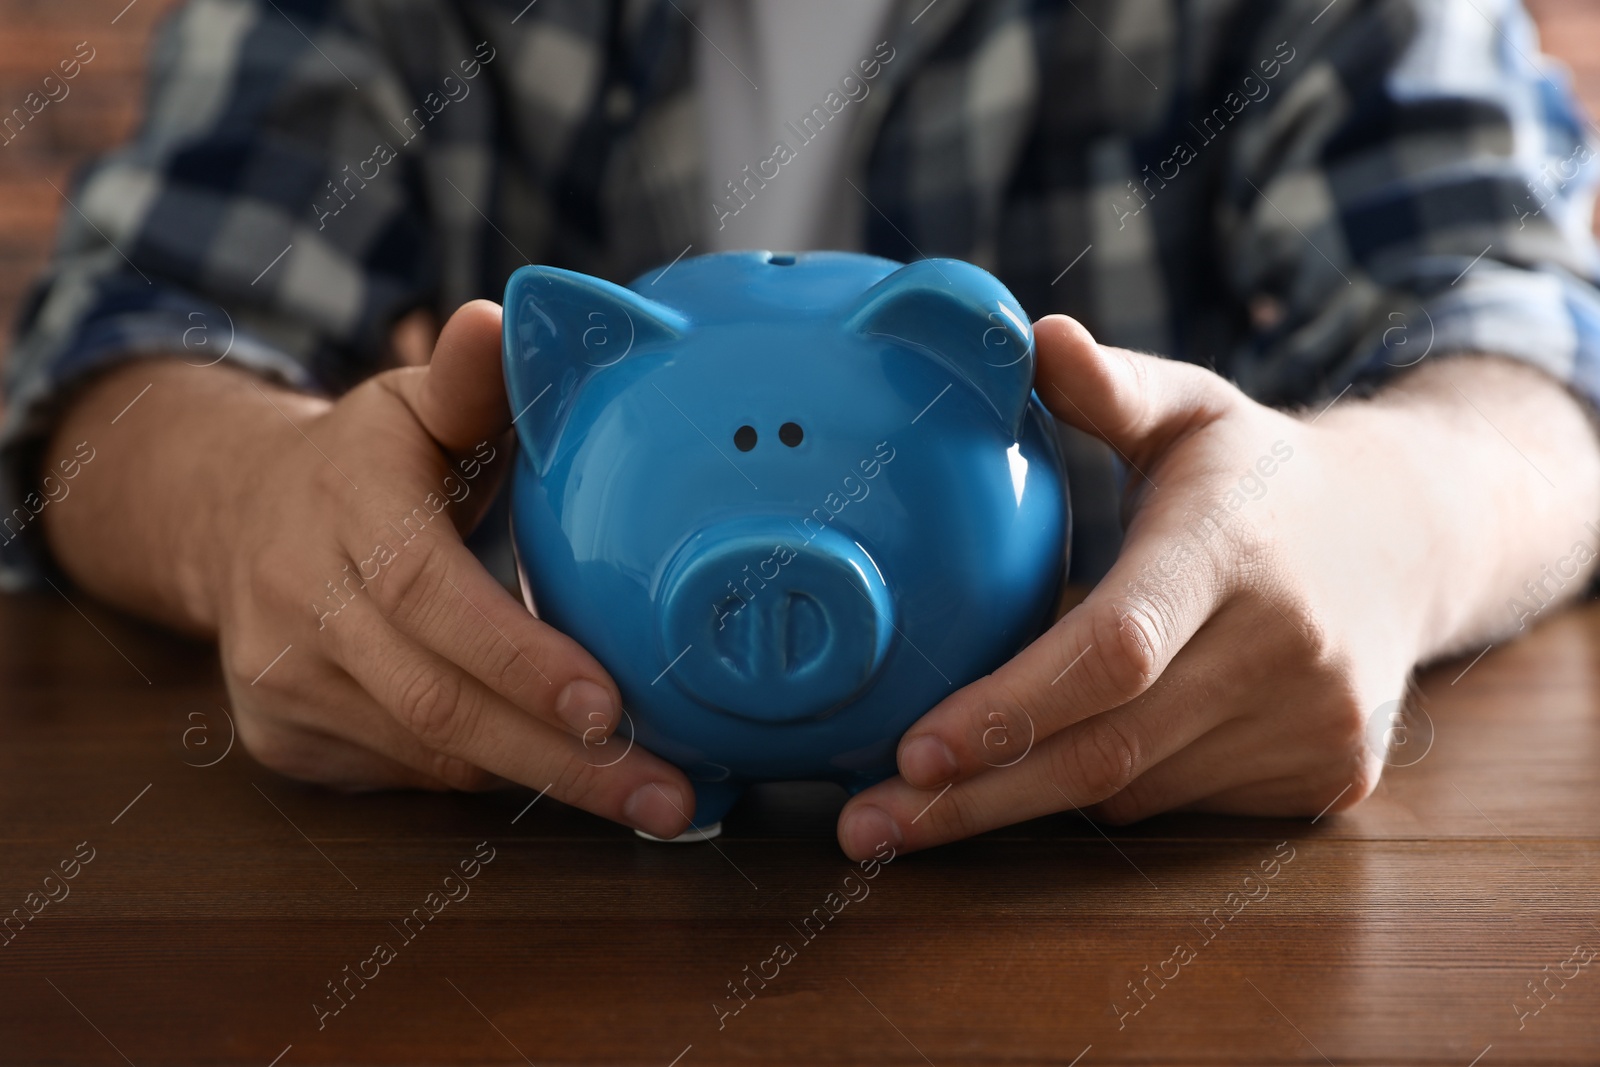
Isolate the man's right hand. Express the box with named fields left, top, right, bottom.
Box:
left=41, top=300, right=697, bottom=839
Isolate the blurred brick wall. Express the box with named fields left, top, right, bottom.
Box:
left=1526, top=0, right=1600, bottom=111
left=1, top=0, right=1598, bottom=376
left=0, top=0, right=186, bottom=366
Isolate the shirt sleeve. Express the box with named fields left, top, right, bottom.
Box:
left=0, top=0, right=447, bottom=589
left=1217, top=0, right=1600, bottom=412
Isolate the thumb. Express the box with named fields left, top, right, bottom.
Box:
left=408, top=299, right=510, bottom=452
left=1033, top=314, right=1233, bottom=466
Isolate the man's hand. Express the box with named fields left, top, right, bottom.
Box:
left=837, top=315, right=1600, bottom=859
left=43, top=301, right=696, bottom=839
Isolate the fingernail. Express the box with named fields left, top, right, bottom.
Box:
left=840, top=804, right=903, bottom=860
left=900, top=734, right=959, bottom=788
left=555, top=679, right=618, bottom=737
left=625, top=781, right=690, bottom=839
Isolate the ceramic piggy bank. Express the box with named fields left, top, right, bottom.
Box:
left=502, top=251, right=1067, bottom=838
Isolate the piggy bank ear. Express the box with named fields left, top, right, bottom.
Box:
left=502, top=265, right=688, bottom=466
left=845, top=259, right=1035, bottom=436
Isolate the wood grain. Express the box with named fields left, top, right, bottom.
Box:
left=0, top=587, right=1598, bottom=1065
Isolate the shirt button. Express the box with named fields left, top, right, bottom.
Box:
left=1249, top=295, right=1285, bottom=331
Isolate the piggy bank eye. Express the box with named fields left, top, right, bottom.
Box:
left=733, top=425, right=758, bottom=451
left=778, top=422, right=804, bottom=447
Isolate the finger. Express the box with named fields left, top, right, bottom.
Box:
left=344, top=300, right=609, bottom=739
left=235, top=712, right=454, bottom=791
left=332, top=595, right=696, bottom=839
left=242, top=659, right=512, bottom=792
left=389, top=307, right=442, bottom=368
left=1092, top=707, right=1289, bottom=823
left=330, top=508, right=624, bottom=742
left=1085, top=721, right=1373, bottom=824
left=370, top=301, right=512, bottom=538
left=894, top=321, right=1246, bottom=791
left=843, top=663, right=1229, bottom=858
left=897, top=500, right=1234, bottom=789
left=399, top=299, right=510, bottom=451
left=1031, top=314, right=1234, bottom=469
left=1183, top=773, right=1368, bottom=818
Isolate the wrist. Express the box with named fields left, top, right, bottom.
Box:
left=1301, top=398, right=1448, bottom=660
left=1317, top=356, right=1600, bottom=660
left=42, top=359, right=329, bottom=635
left=184, top=370, right=333, bottom=632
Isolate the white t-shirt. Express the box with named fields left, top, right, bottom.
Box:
left=696, top=0, right=897, bottom=253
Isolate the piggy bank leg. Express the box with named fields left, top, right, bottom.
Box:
left=633, top=780, right=743, bottom=843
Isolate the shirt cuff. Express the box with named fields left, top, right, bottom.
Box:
left=1352, top=260, right=1600, bottom=411
left=0, top=277, right=322, bottom=590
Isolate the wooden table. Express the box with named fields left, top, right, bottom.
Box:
left=1, top=588, right=1597, bottom=1066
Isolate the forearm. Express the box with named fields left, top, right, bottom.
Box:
left=1320, top=354, right=1600, bottom=661
left=40, top=359, right=324, bottom=635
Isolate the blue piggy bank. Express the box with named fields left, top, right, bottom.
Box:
left=502, top=251, right=1067, bottom=838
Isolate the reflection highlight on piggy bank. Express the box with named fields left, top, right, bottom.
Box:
left=503, top=251, right=1067, bottom=838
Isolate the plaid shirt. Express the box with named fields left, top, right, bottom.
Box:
left=5, top=0, right=1600, bottom=589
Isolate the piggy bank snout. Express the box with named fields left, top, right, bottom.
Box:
left=657, top=521, right=895, bottom=723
